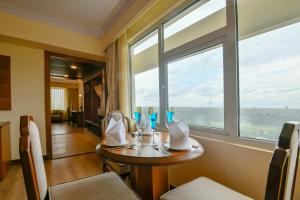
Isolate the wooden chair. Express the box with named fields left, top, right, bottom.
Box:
left=19, top=115, right=140, bottom=200
left=160, top=121, right=300, bottom=200
left=101, top=110, right=131, bottom=179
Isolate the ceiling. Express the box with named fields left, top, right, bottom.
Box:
left=0, top=0, right=132, bottom=37
left=50, top=56, right=105, bottom=79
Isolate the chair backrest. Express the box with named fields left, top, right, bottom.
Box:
left=19, top=115, right=48, bottom=200
left=265, top=122, right=300, bottom=200
left=101, top=110, right=131, bottom=138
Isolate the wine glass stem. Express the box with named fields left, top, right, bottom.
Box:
left=152, top=129, right=156, bottom=145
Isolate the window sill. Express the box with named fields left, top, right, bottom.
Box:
left=157, top=126, right=276, bottom=152
left=189, top=128, right=276, bottom=152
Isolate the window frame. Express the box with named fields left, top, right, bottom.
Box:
left=128, top=0, right=280, bottom=151
left=129, top=28, right=160, bottom=117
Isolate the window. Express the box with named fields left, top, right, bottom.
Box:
left=164, top=0, right=226, bottom=51
left=238, top=0, right=300, bottom=141
left=51, top=88, right=66, bottom=111
left=130, top=30, right=160, bottom=114
left=167, top=45, right=224, bottom=129
left=130, top=0, right=300, bottom=144
left=130, top=1, right=227, bottom=130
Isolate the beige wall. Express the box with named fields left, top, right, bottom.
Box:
left=127, top=0, right=190, bottom=41
left=51, top=82, right=78, bottom=89
left=0, top=11, right=105, bottom=57
left=0, top=41, right=45, bottom=160
left=169, top=136, right=300, bottom=199
left=67, top=88, right=79, bottom=111
left=101, top=0, right=156, bottom=48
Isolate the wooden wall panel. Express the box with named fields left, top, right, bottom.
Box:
left=0, top=55, right=11, bottom=110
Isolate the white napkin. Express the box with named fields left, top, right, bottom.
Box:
left=169, top=119, right=192, bottom=150
left=105, top=118, right=126, bottom=145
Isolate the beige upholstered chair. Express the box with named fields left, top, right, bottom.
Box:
left=19, top=115, right=140, bottom=200
left=161, top=122, right=300, bottom=200
left=101, top=110, right=131, bottom=179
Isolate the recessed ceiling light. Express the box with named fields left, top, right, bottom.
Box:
left=70, top=65, right=78, bottom=70
left=63, top=74, right=69, bottom=78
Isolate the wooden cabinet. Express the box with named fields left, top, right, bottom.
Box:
left=0, top=55, right=11, bottom=110
left=0, top=122, right=11, bottom=181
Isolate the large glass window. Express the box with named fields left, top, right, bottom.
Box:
left=164, top=0, right=226, bottom=51
left=130, top=0, right=300, bottom=144
left=168, top=45, right=224, bottom=129
left=130, top=30, right=159, bottom=113
left=238, top=0, right=300, bottom=141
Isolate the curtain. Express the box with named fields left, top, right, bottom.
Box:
left=51, top=88, right=67, bottom=111
left=106, top=42, right=119, bottom=114
left=105, top=32, right=131, bottom=116
left=118, top=33, right=130, bottom=117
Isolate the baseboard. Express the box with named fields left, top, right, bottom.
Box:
left=11, top=155, right=48, bottom=165
left=10, top=159, right=20, bottom=165
left=170, top=184, right=176, bottom=190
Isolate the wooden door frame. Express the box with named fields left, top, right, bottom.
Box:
left=45, top=51, right=52, bottom=159
left=44, top=51, right=105, bottom=159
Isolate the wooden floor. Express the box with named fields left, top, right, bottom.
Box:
left=0, top=153, right=103, bottom=200
left=52, top=122, right=101, bottom=158
left=52, top=122, right=89, bottom=135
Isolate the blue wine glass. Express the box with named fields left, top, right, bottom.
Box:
left=150, top=112, right=158, bottom=130
left=133, top=111, right=142, bottom=144
left=134, top=111, right=141, bottom=124
left=150, top=112, right=157, bottom=145
left=165, top=111, right=174, bottom=128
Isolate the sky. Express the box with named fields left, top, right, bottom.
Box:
left=133, top=0, right=300, bottom=109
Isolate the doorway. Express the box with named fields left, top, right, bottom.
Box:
left=45, top=52, right=105, bottom=159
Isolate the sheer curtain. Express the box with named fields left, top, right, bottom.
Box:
left=51, top=88, right=66, bottom=110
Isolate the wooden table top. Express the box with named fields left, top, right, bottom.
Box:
left=96, top=132, right=204, bottom=166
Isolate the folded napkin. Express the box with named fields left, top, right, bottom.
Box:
left=105, top=118, right=126, bottom=145
left=169, top=119, right=192, bottom=150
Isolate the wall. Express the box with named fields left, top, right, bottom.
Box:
left=101, top=0, right=157, bottom=48
left=169, top=136, right=300, bottom=199
left=50, top=82, right=78, bottom=89
left=0, top=42, right=45, bottom=160
left=67, top=88, right=79, bottom=111
left=0, top=11, right=105, bottom=57
left=127, top=0, right=190, bottom=41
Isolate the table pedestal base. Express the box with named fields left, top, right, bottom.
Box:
left=131, top=165, right=169, bottom=200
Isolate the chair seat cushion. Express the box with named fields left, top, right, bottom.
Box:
left=106, top=160, right=130, bottom=175
left=160, top=177, right=253, bottom=200
left=50, top=172, right=139, bottom=200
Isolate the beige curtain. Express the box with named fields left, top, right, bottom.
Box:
left=105, top=32, right=131, bottom=117
left=117, top=33, right=130, bottom=117
left=106, top=42, right=119, bottom=114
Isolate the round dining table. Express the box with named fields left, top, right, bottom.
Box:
left=96, top=132, right=204, bottom=200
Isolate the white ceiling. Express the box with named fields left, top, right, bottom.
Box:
left=0, top=0, right=132, bottom=37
